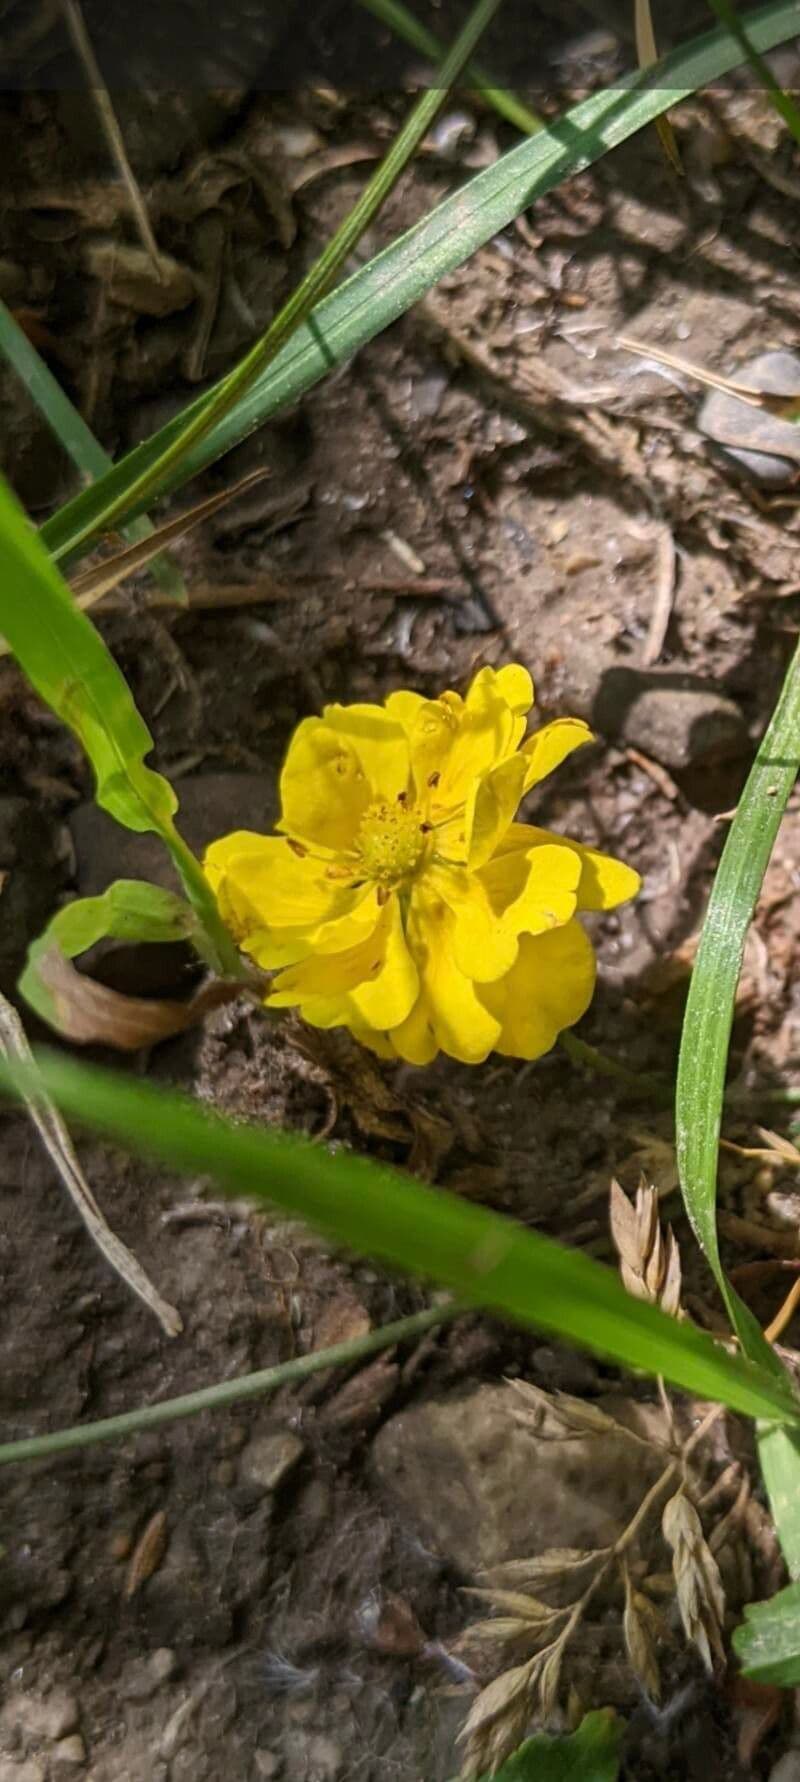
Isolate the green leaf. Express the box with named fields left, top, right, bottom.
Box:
left=41, top=0, right=800, bottom=565
left=0, top=476, right=245, bottom=978
left=2, top=1049, right=800, bottom=1428
left=0, top=475, right=176, bottom=836
left=480, top=1711, right=623, bottom=1781
left=676, top=635, right=800, bottom=1577
left=18, top=881, right=203, bottom=1030
left=733, top=1581, right=800, bottom=1686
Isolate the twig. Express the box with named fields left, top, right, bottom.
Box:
left=0, top=1302, right=460, bottom=1466
left=60, top=0, right=163, bottom=277
left=0, top=994, right=182, bottom=1337
left=642, top=524, right=678, bottom=666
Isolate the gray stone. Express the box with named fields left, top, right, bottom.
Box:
left=5, top=1688, right=79, bottom=1742
left=119, top=1648, right=177, bottom=1701
left=240, top=1431, right=304, bottom=1493
left=70, top=773, right=279, bottom=901
left=50, top=1737, right=86, bottom=1767
left=698, top=350, right=800, bottom=488
left=558, top=646, right=747, bottom=771
left=769, top=1755, right=800, bottom=1782
left=370, top=1384, right=665, bottom=1576
left=253, top=1756, right=282, bottom=1780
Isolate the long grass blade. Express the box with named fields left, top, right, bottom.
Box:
left=357, top=0, right=543, bottom=135
left=40, top=0, right=800, bottom=565
left=706, top=0, right=800, bottom=145
left=0, top=299, right=184, bottom=601
left=676, top=636, right=800, bottom=1576
left=41, top=0, right=503, bottom=564
left=1, top=1048, right=799, bottom=1427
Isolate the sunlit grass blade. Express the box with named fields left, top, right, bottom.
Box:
left=634, top=0, right=683, bottom=171
left=734, top=1581, right=800, bottom=1685
left=2, top=1048, right=800, bottom=1426
left=706, top=0, right=800, bottom=145
left=0, top=475, right=241, bottom=976
left=0, top=299, right=184, bottom=602
left=676, top=636, right=800, bottom=1576
left=40, top=0, right=503, bottom=565
left=357, top=0, right=543, bottom=135
left=41, top=0, right=800, bottom=565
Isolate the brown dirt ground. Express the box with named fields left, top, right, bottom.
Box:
left=4, top=18, right=800, bottom=1780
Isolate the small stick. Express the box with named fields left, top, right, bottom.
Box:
left=0, top=995, right=182, bottom=1336
left=60, top=0, right=163, bottom=278
left=642, top=523, right=678, bottom=666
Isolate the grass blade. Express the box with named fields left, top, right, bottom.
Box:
left=733, top=1581, right=800, bottom=1685
left=0, top=476, right=241, bottom=975
left=2, top=1048, right=800, bottom=1427
left=40, top=0, right=800, bottom=564
left=41, top=0, right=504, bottom=563
left=357, top=0, right=543, bottom=135
left=676, top=636, right=800, bottom=1575
left=0, top=299, right=184, bottom=602
left=706, top=0, right=800, bottom=145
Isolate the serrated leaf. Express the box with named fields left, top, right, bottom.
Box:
left=474, top=1708, right=623, bottom=1780
left=733, top=1581, right=800, bottom=1686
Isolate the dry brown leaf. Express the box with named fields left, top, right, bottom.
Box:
left=610, top=1179, right=682, bottom=1318
left=622, top=1560, right=661, bottom=1700
left=38, top=946, right=247, bottom=1048
left=125, top=1509, right=168, bottom=1598
left=617, top=337, right=800, bottom=422
left=662, top=1491, right=726, bottom=1674
left=69, top=469, right=269, bottom=606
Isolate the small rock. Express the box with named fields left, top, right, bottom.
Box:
left=371, top=1384, right=665, bottom=1575
left=240, top=1430, right=304, bottom=1493
left=769, top=1755, right=800, bottom=1782
left=50, top=1736, right=86, bottom=1767
left=254, top=1755, right=282, bottom=1780
left=557, top=646, right=747, bottom=771
left=119, top=1647, right=177, bottom=1701
left=305, top=1734, right=342, bottom=1780
left=7, top=1688, right=79, bottom=1742
left=698, top=350, right=800, bottom=487
left=70, top=773, right=279, bottom=901
left=0, top=1761, right=47, bottom=1782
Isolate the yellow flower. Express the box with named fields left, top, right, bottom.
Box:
left=204, top=665, right=640, bottom=1065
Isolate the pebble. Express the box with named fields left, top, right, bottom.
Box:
left=698, top=349, right=800, bottom=487
left=769, top=1756, right=800, bottom=1782
left=6, top=1689, right=79, bottom=1742
left=305, top=1734, right=343, bottom=1780
left=371, top=1384, right=666, bottom=1575
left=50, top=1736, right=86, bottom=1767
left=254, top=1755, right=282, bottom=1780
left=239, top=1431, right=304, bottom=1493
left=0, top=1762, right=47, bottom=1782
left=119, top=1648, right=177, bottom=1702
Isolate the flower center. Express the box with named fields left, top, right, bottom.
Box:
left=355, top=798, right=427, bottom=885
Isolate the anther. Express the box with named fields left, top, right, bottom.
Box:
left=287, top=838, right=307, bottom=858
left=427, top=771, right=441, bottom=788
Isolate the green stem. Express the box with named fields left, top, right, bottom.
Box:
left=164, top=828, right=247, bottom=980
left=357, top=0, right=542, bottom=135
left=0, top=1303, right=459, bottom=1467
left=559, top=1031, right=672, bottom=1104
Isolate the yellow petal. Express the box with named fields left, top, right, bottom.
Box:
left=464, top=754, right=527, bottom=869
left=385, top=688, right=426, bottom=731
left=278, top=718, right=370, bottom=851
left=479, top=841, right=581, bottom=936
left=205, top=832, right=343, bottom=945
left=427, top=865, right=519, bottom=983
left=405, top=696, right=463, bottom=795
left=406, top=890, right=501, bottom=1063
left=323, top=703, right=411, bottom=802
left=268, top=894, right=387, bottom=1005
left=478, top=920, right=596, bottom=1060
left=496, top=824, right=641, bottom=913
left=349, top=894, right=419, bottom=1028
left=389, top=992, right=439, bottom=1065
left=570, top=843, right=642, bottom=911
left=474, top=663, right=534, bottom=716
left=521, top=718, right=593, bottom=792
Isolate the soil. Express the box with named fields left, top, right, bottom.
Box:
left=4, top=12, right=800, bottom=1779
